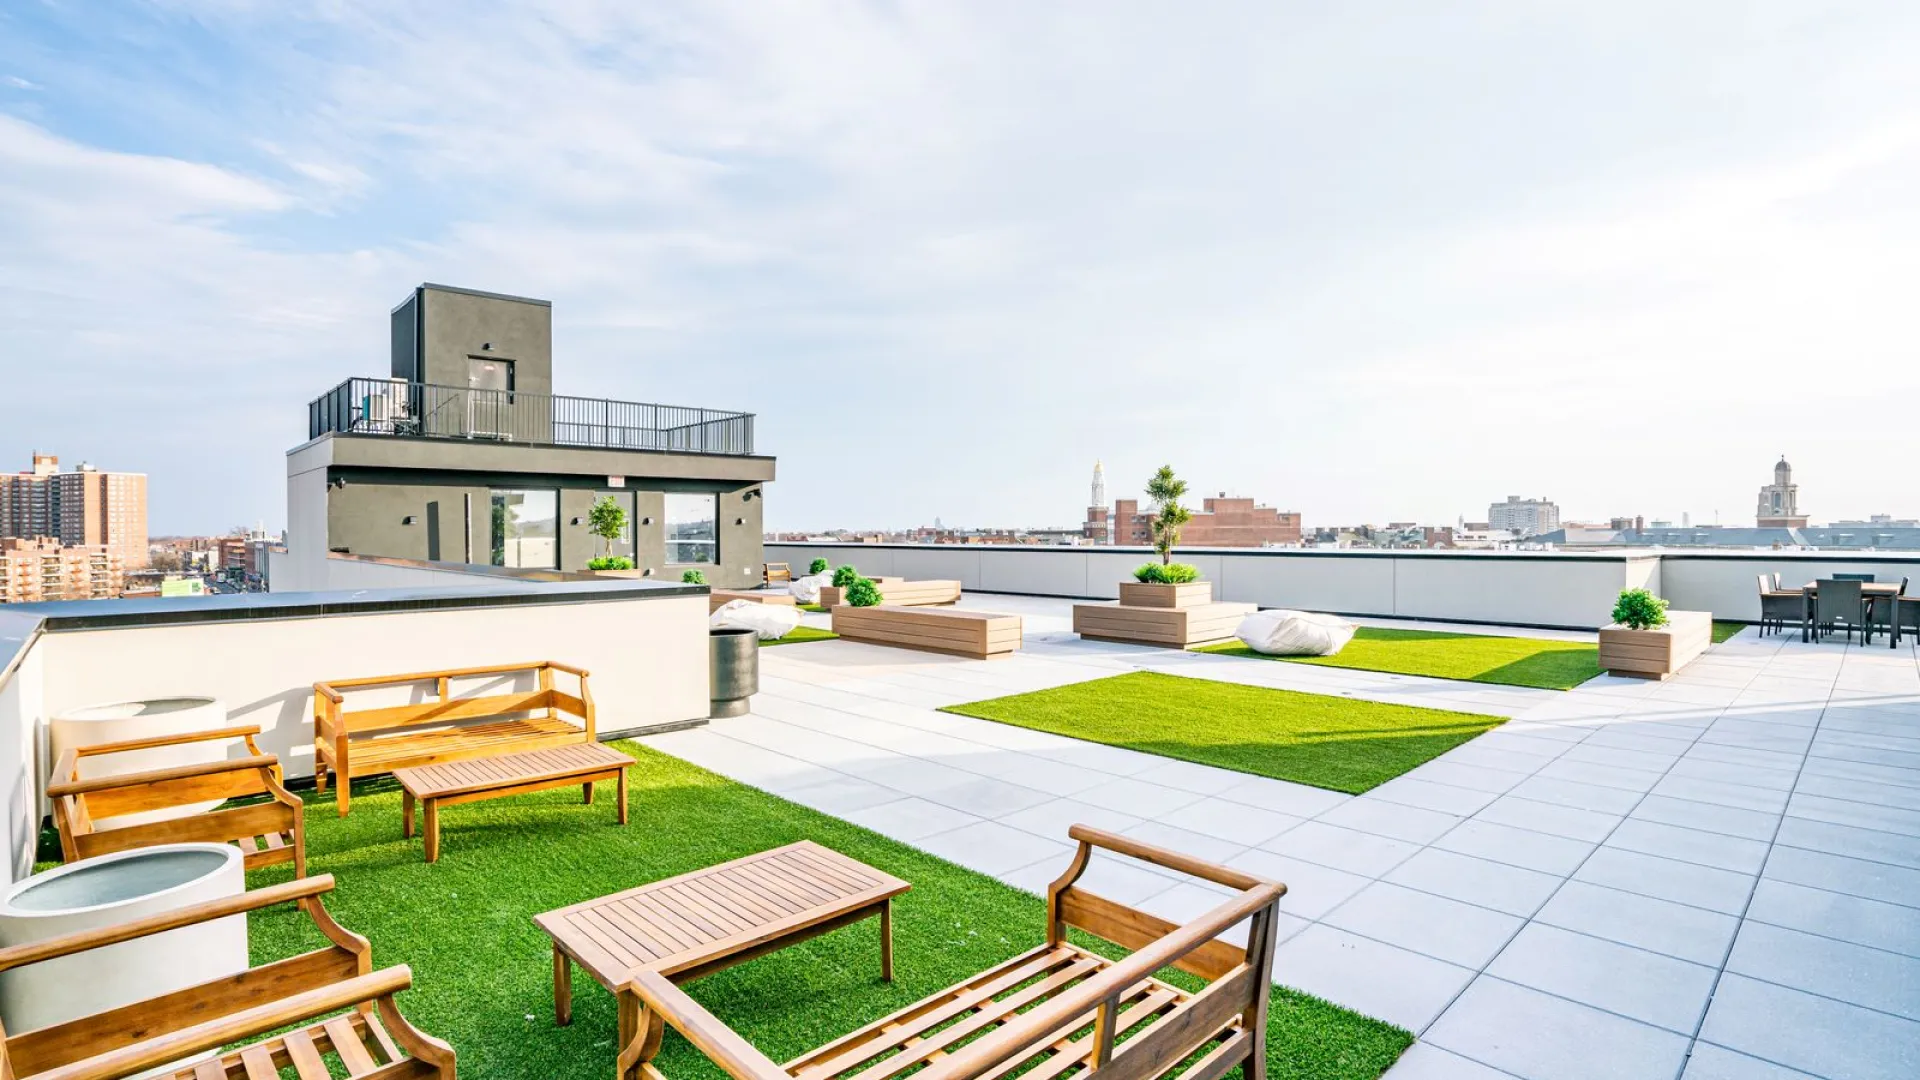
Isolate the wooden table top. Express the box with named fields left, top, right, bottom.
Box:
left=535, top=842, right=909, bottom=989
left=393, top=742, right=630, bottom=798
left=1798, top=581, right=1903, bottom=595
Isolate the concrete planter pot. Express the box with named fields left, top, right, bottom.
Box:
left=1598, top=610, right=1711, bottom=680
left=1117, top=581, right=1213, bottom=609
left=709, top=627, right=760, bottom=718
left=50, top=697, right=228, bottom=827
left=0, top=843, right=247, bottom=1036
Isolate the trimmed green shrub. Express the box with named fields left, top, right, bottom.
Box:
left=831, top=565, right=861, bottom=588
left=587, top=556, right=635, bottom=571
left=844, top=577, right=883, bottom=607
left=682, top=569, right=708, bottom=585
left=1132, top=561, right=1201, bottom=584
left=808, top=558, right=830, bottom=575
left=1611, top=588, right=1669, bottom=630
left=587, top=495, right=629, bottom=561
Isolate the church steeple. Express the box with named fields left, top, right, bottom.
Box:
left=1757, top=455, right=1806, bottom=528
left=1091, top=460, right=1107, bottom=511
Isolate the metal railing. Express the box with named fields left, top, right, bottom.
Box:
left=308, top=378, right=755, bottom=455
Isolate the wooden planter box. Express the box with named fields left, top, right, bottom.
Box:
left=707, top=590, right=798, bottom=614
left=1073, top=601, right=1256, bottom=648
left=831, top=605, right=1022, bottom=659
left=1116, top=581, right=1213, bottom=608
left=818, top=577, right=959, bottom=609
left=1598, top=610, right=1711, bottom=680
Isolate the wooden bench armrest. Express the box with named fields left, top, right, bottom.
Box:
left=544, top=660, right=591, bottom=678
left=1064, top=824, right=1272, bottom=892
left=31, top=966, right=414, bottom=1080
left=47, top=754, right=281, bottom=799
left=0, top=875, right=334, bottom=974
left=66, top=724, right=264, bottom=759
left=313, top=681, right=345, bottom=704
left=628, top=970, right=790, bottom=1080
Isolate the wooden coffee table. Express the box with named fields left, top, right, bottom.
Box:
left=393, top=742, right=631, bottom=863
left=535, top=841, right=909, bottom=1052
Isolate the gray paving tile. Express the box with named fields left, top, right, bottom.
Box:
left=1260, top=820, right=1421, bottom=877
left=1228, top=847, right=1371, bottom=920
left=916, top=773, right=1057, bottom=817
left=1667, top=756, right=1799, bottom=792
left=1425, top=976, right=1690, bottom=1080
left=914, top=820, right=1073, bottom=876
left=1070, top=776, right=1205, bottom=818
left=1405, top=760, right=1531, bottom=794
left=1433, top=819, right=1595, bottom=876
left=1762, top=844, right=1920, bottom=909
left=1216, top=775, right=1352, bottom=818
left=1746, top=878, right=1920, bottom=958
left=1573, top=847, right=1757, bottom=915
left=1506, top=775, right=1644, bottom=814
left=1317, top=798, right=1462, bottom=844
left=1699, top=973, right=1920, bottom=1080
left=995, top=796, right=1143, bottom=840
left=841, top=795, right=982, bottom=840
left=1323, top=882, right=1524, bottom=968
left=1368, top=777, right=1503, bottom=817
left=1485, top=922, right=1717, bottom=1033
left=1603, top=818, right=1771, bottom=874
left=1156, top=796, right=1302, bottom=847
left=1651, top=774, right=1791, bottom=813
left=1629, top=794, right=1781, bottom=842
left=1533, top=757, right=1665, bottom=794
left=1680, top=1042, right=1819, bottom=1079
left=1786, top=791, right=1920, bottom=837
left=1794, top=771, right=1920, bottom=810
left=1533, top=880, right=1740, bottom=966
left=1272, top=924, right=1476, bottom=1032
left=1384, top=848, right=1564, bottom=917
left=1775, top=816, right=1920, bottom=870
left=1472, top=795, right=1622, bottom=843
left=1726, top=920, right=1920, bottom=1021
left=1381, top=1043, right=1518, bottom=1079
left=1119, top=819, right=1249, bottom=865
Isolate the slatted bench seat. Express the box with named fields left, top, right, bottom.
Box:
left=764, top=563, right=793, bottom=585
left=0, top=875, right=455, bottom=1080
left=819, top=578, right=962, bottom=609
left=829, top=605, right=1022, bottom=659
left=623, top=826, right=1286, bottom=1080
left=49, top=724, right=306, bottom=877
left=313, top=660, right=594, bottom=817
left=709, top=589, right=799, bottom=613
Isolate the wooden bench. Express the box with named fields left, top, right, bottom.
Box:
left=395, top=742, right=632, bottom=863
left=709, top=589, right=799, bottom=614
left=49, top=724, right=306, bottom=877
left=830, top=605, right=1022, bottom=659
left=0, top=874, right=456, bottom=1080
left=819, top=578, right=961, bottom=609
left=314, top=660, right=594, bottom=817
left=1073, top=601, right=1257, bottom=647
left=764, top=563, right=793, bottom=585
left=623, top=826, right=1286, bottom=1080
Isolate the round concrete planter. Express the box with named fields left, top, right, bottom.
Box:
left=50, top=697, right=229, bottom=827
left=709, top=628, right=760, bottom=718
left=0, top=843, right=247, bottom=1035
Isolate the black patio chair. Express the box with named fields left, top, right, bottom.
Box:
left=1814, top=578, right=1867, bottom=644
left=1756, top=574, right=1801, bottom=638
left=1895, top=596, right=1920, bottom=649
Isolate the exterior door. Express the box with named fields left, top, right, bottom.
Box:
left=467, top=358, right=514, bottom=437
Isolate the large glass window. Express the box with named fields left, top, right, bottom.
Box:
left=664, top=492, right=719, bottom=565
left=490, top=489, right=558, bottom=569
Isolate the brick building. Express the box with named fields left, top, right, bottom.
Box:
left=0, top=536, right=126, bottom=603
left=1100, top=494, right=1302, bottom=548
left=0, top=453, right=148, bottom=569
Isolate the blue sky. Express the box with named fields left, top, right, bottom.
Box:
left=3, top=2, right=1919, bottom=535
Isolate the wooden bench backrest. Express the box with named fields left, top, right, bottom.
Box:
left=60, top=756, right=275, bottom=825
left=316, top=661, right=593, bottom=738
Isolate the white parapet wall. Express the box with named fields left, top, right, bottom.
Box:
left=0, top=577, right=710, bottom=885
left=768, top=543, right=1918, bottom=629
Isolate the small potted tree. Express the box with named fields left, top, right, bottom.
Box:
left=1598, top=588, right=1711, bottom=679
left=809, top=558, right=830, bottom=576
left=585, top=495, right=639, bottom=576
left=1118, top=465, right=1211, bottom=608
left=682, top=569, right=708, bottom=585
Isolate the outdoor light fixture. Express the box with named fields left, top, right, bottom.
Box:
left=569, top=517, right=582, bottom=526
left=734, top=518, right=745, bottom=526
left=402, top=516, right=417, bottom=526
left=742, top=489, right=760, bottom=501
left=642, top=517, right=652, bottom=525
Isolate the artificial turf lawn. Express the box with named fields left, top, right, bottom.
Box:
left=798, top=602, right=827, bottom=613
left=1711, top=621, right=1745, bottom=644
left=1197, top=627, right=1601, bottom=690
left=941, top=671, right=1504, bottom=795
left=762, top=625, right=839, bottom=646
left=233, top=743, right=1410, bottom=1080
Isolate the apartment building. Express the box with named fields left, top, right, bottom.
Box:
left=0, top=453, right=148, bottom=568
left=1104, top=494, right=1302, bottom=547
left=285, top=284, right=775, bottom=589
left=0, top=536, right=125, bottom=603
left=1487, top=495, right=1561, bottom=537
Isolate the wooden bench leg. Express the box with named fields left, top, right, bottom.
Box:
left=423, top=799, right=440, bottom=863
left=553, top=944, right=573, bottom=1026
left=880, top=898, right=894, bottom=982
left=583, top=781, right=595, bottom=806
left=403, top=791, right=416, bottom=839
left=314, top=759, right=328, bottom=793
left=337, top=777, right=351, bottom=818
left=616, top=767, right=629, bottom=825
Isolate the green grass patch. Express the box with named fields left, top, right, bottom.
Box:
left=798, top=602, right=827, bottom=614
left=1711, top=621, right=1745, bottom=644
left=1197, top=627, right=1601, bottom=690
left=942, top=671, right=1503, bottom=794
left=763, top=626, right=839, bottom=646
left=230, top=745, right=1407, bottom=1080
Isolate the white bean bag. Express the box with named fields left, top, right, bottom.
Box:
left=711, top=599, right=805, bottom=641
left=788, top=572, right=830, bottom=604
left=1235, top=609, right=1357, bottom=656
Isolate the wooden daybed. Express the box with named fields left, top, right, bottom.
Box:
left=709, top=590, right=799, bottom=613
left=620, top=825, right=1287, bottom=1080
left=830, top=605, right=1021, bottom=658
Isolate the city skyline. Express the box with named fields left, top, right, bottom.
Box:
left=5, top=5, right=1920, bottom=534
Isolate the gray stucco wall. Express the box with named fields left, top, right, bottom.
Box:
left=418, top=287, right=553, bottom=395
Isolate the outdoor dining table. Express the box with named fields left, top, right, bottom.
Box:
left=1798, top=581, right=1903, bottom=642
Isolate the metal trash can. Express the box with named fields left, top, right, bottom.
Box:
left=709, top=627, right=759, bottom=718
